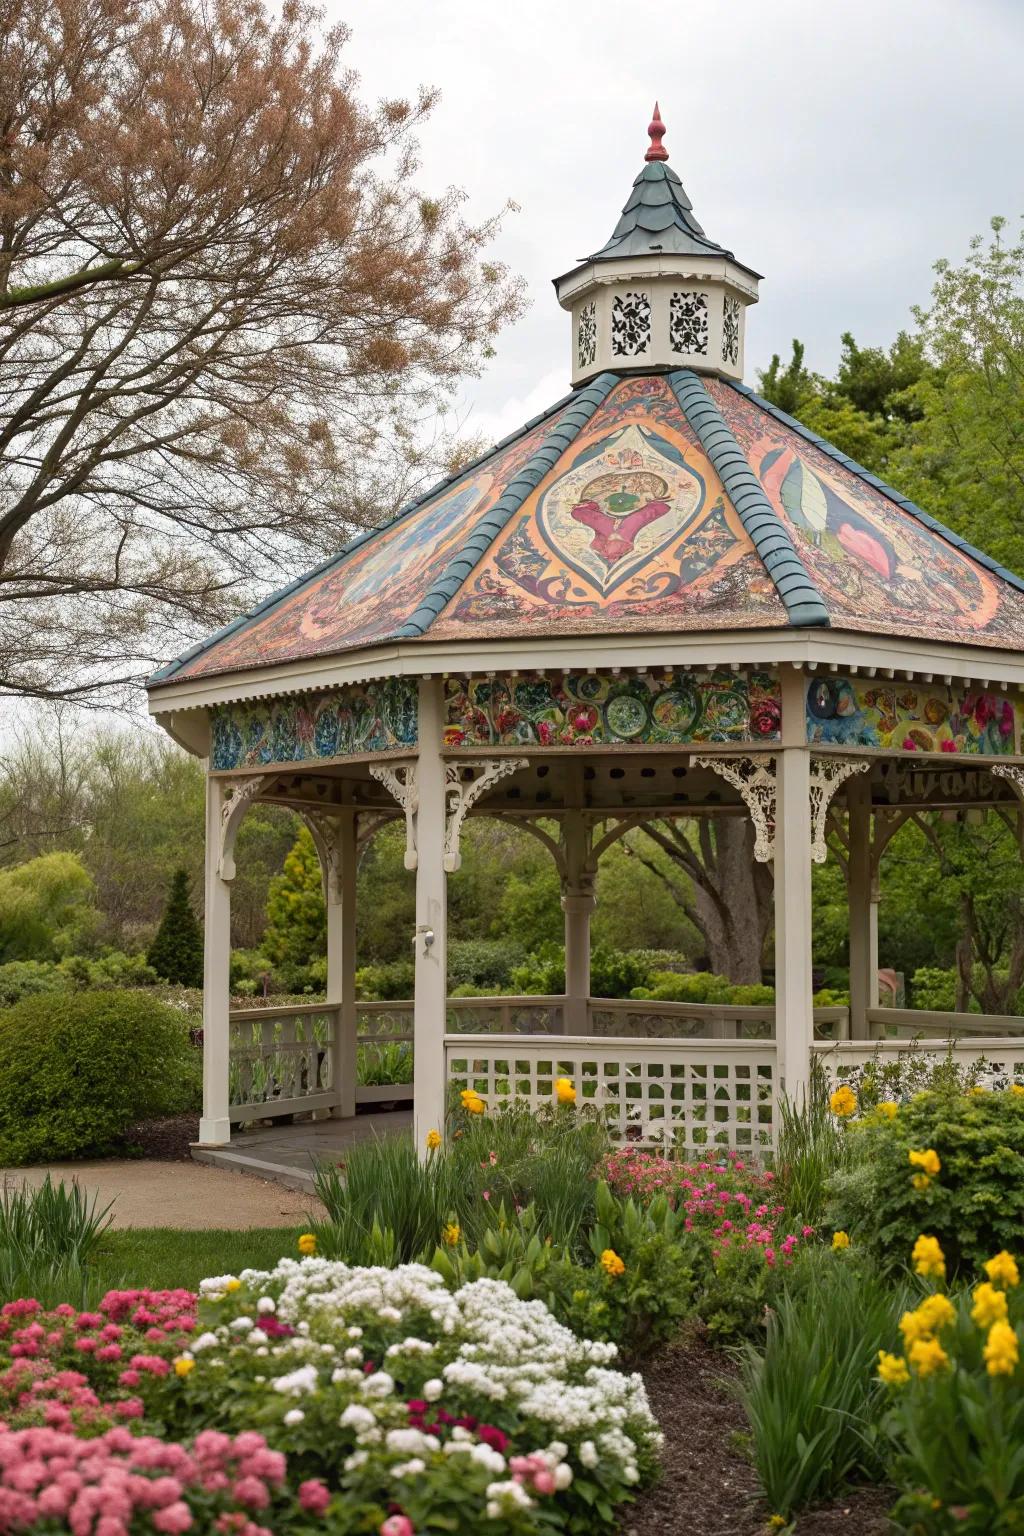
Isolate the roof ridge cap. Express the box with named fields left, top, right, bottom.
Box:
left=396, top=374, right=621, bottom=639
left=668, top=370, right=830, bottom=629
left=727, top=380, right=1024, bottom=599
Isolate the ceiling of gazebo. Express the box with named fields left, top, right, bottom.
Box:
left=150, top=367, right=1024, bottom=691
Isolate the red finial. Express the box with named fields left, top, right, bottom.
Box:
left=645, top=101, right=669, bottom=162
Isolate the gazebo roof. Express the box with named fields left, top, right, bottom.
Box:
left=149, top=111, right=1024, bottom=693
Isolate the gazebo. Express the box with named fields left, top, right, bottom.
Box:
left=148, top=107, right=1024, bottom=1158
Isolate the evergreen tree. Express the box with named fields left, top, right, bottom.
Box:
left=147, top=868, right=204, bottom=988
left=262, top=826, right=326, bottom=984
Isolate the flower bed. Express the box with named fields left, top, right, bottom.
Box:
left=0, top=1264, right=661, bottom=1534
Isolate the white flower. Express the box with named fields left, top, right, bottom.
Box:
left=470, top=1443, right=506, bottom=1475
left=228, top=1316, right=254, bottom=1332
left=423, top=1378, right=443, bottom=1401
left=485, top=1480, right=534, bottom=1518
left=283, top=1409, right=305, bottom=1427
left=191, top=1332, right=220, bottom=1353
left=339, top=1404, right=376, bottom=1433
left=344, top=1348, right=363, bottom=1365
left=392, top=1458, right=426, bottom=1479
left=256, top=1297, right=276, bottom=1314
left=385, top=1428, right=438, bottom=1455
left=272, top=1364, right=319, bottom=1397
left=361, top=1371, right=395, bottom=1399
left=344, top=1450, right=368, bottom=1472
left=248, top=1329, right=268, bottom=1346
left=554, top=1463, right=573, bottom=1490
left=579, top=1440, right=598, bottom=1469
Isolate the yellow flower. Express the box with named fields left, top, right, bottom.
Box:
left=972, top=1282, right=1009, bottom=1330
left=911, top=1174, right=932, bottom=1193
left=983, top=1320, right=1020, bottom=1377
left=442, top=1222, right=461, bottom=1247
left=831, top=1231, right=850, bottom=1251
left=912, top=1234, right=946, bottom=1280
left=916, top=1293, right=956, bottom=1334
left=297, top=1233, right=317, bottom=1256
left=224, top=1278, right=241, bottom=1293
left=1011, top=1083, right=1024, bottom=1097
left=985, top=1251, right=1021, bottom=1290
left=970, top=1084, right=989, bottom=1095
left=600, top=1248, right=626, bottom=1277
left=425, top=1129, right=442, bottom=1150
left=877, top=1101, right=899, bottom=1119
left=829, top=1085, right=857, bottom=1119
left=173, top=1356, right=195, bottom=1377
left=899, top=1308, right=931, bottom=1349
left=767, top=1519, right=788, bottom=1533
left=460, top=1088, right=485, bottom=1115
left=877, top=1350, right=910, bottom=1387
left=555, top=1077, right=577, bottom=1105
left=908, top=1335, right=950, bottom=1377
left=909, top=1148, right=941, bottom=1177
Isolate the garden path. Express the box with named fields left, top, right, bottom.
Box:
left=0, top=1160, right=320, bottom=1228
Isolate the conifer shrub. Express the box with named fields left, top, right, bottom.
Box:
left=0, top=991, right=200, bottom=1164
left=146, top=868, right=204, bottom=987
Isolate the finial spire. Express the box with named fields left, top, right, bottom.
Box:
left=645, top=102, right=669, bottom=163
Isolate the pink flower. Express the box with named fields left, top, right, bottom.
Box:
left=381, top=1517, right=414, bottom=1536
left=298, top=1479, right=331, bottom=1515
left=151, top=1503, right=194, bottom=1533
left=233, top=1476, right=270, bottom=1510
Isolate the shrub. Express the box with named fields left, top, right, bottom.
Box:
left=824, top=1085, right=1024, bottom=1278
left=0, top=960, right=68, bottom=1006
left=146, top=868, right=204, bottom=987
left=448, top=937, right=526, bottom=990
left=511, top=944, right=653, bottom=999
left=356, top=958, right=415, bottom=999
left=0, top=992, right=200, bottom=1164
left=738, top=1248, right=899, bottom=1517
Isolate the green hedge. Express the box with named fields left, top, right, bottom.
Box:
left=0, top=992, right=201, bottom=1165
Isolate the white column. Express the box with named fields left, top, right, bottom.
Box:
left=774, top=669, right=815, bottom=1101
left=413, top=680, right=448, bottom=1150
left=561, top=810, right=595, bottom=1035
left=847, top=774, right=873, bottom=1040
left=199, top=773, right=232, bottom=1145
left=327, top=809, right=358, bottom=1118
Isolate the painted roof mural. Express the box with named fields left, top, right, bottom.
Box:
left=151, top=372, right=1024, bottom=688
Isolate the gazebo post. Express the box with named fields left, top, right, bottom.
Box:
left=561, top=809, right=594, bottom=1035
left=413, top=679, right=449, bottom=1149
left=327, top=808, right=358, bottom=1118
left=199, top=772, right=232, bottom=1145
left=847, top=774, right=874, bottom=1039
left=774, top=672, right=815, bottom=1102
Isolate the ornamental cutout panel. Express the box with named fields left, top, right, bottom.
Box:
left=210, top=680, right=418, bottom=770
left=611, top=291, right=651, bottom=357
left=721, top=296, right=740, bottom=365
left=670, top=291, right=708, bottom=355
left=577, top=301, right=597, bottom=369
left=805, top=676, right=1023, bottom=755
left=443, top=668, right=781, bottom=749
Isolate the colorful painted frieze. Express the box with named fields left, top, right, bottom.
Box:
left=210, top=680, right=418, bottom=770
left=443, top=669, right=781, bottom=749
left=805, top=676, right=1022, bottom=755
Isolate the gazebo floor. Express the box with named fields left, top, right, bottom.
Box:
left=190, top=1106, right=412, bottom=1194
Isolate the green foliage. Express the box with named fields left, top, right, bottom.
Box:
left=261, top=825, right=326, bottom=987
left=146, top=868, right=204, bottom=987
left=0, top=991, right=200, bottom=1164
left=447, top=936, right=526, bottom=989
left=773, top=1061, right=854, bottom=1226
left=631, top=969, right=774, bottom=1005
left=825, top=1086, right=1024, bottom=1277
left=0, top=1175, right=113, bottom=1309
left=510, top=944, right=653, bottom=998
left=738, top=1249, right=899, bottom=1516
left=355, top=958, right=415, bottom=999
left=312, top=1135, right=467, bottom=1265
left=0, top=959, right=70, bottom=1005
left=0, top=852, right=98, bottom=961
left=910, top=966, right=959, bottom=1011
left=357, top=1040, right=413, bottom=1087
left=576, top=1178, right=696, bottom=1359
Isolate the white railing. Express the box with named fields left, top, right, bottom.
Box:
left=444, top=1032, right=777, bottom=1153
left=229, top=1003, right=337, bottom=1122
left=866, top=1007, right=1024, bottom=1039
left=814, top=1037, right=1024, bottom=1086
left=588, top=997, right=850, bottom=1041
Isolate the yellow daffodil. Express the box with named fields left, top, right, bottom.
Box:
left=555, top=1077, right=577, bottom=1104
left=829, top=1085, right=857, bottom=1119
left=600, top=1248, right=626, bottom=1277
left=297, top=1233, right=317, bottom=1256
left=899, top=1308, right=932, bottom=1349
left=970, top=1084, right=989, bottom=1095
left=460, top=1088, right=485, bottom=1115
left=911, top=1174, right=932, bottom=1193
left=908, top=1335, right=950, bottom=1377
left=442, top=1222, right=461, bottom=1246
left=1011, top=1083, right=1024, bottom=1097
left=972, top=1282, right=1009, bottom=1330
left=916, top=1293, right=956, bottom=1334
left=425, top=1129, right=442, bottom=1150
left=985, top=1251, right=1021, bottom=1290
left=224, top=1278, right=241, bottom=1293
left=909, top=1148, right=941, bottom=1177
left=877, top=1102, right=899, bottom=1119
left=174, top=1356, right=195, bottom=1377
left=831, top=1231, right=850, bottom=1251
left=767, top=1518, right=788, bottom=1533
left=983, top=1320, right=1020, bottom=1377
left=912, top=1234, right=946, bottom=1281
left=877, top=1350, right=910, bottom=1387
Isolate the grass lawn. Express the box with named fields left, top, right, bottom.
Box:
left=90, top=1226, right=305, bottom=1293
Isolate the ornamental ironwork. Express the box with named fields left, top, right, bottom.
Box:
left=669, top=291, right=708, bottom=355
left=611, top=291, right=651, bottom=357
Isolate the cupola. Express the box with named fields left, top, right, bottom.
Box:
left=554, top=105, right=761, bottom=386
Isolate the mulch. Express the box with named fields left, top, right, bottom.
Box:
left=628, top=1335, right=894, bottom=1536
left=120, top=1114, right=200, bottom=1161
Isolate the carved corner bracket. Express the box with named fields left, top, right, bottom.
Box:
left=809, top=758, right=870, bottom=865
left=218, top=775, right=272, bottom=881
left=368, top=762, right=419, bottom=870
left=694, top=754, right=777, bottom=864
left=443, top=759, right=528, bottom=872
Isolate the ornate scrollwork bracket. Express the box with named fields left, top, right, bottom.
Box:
left=368, top=762, right=419, bottom=870
left=809, top=758, right=871, bottom=865
left=991, top=763, right=1024, bottom=803
left=694, top=755, right=777, bottom=863
left=443, top=759, right=528, bottom=872
left=218, top=775, right=272, bottom=881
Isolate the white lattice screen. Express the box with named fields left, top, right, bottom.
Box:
left=445, top=1034, right=776, bottom=1152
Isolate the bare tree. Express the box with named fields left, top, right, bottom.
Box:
left=0, top=0, right=524, bottom=703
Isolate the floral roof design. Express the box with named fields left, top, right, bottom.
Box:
left=150, top=372, right=1024, bottom=689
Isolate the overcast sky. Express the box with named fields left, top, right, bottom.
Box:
left=334, top=0, right=1024, bottom=444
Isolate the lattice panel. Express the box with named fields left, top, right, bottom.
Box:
left=445, top=1038, right=776, bottom=1152
left=814, top=1041, right=1024, bottom=1095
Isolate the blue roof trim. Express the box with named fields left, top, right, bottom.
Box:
left=727, top=380, right=1024, bottom=598
left=147, top=387, right=579, bottom=687
left=668, top=370, right=830, bottom=629
left=396, top=373, right=621, bottom=638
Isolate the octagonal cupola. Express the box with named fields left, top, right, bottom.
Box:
left=555, top=105, right=762, bottom=387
